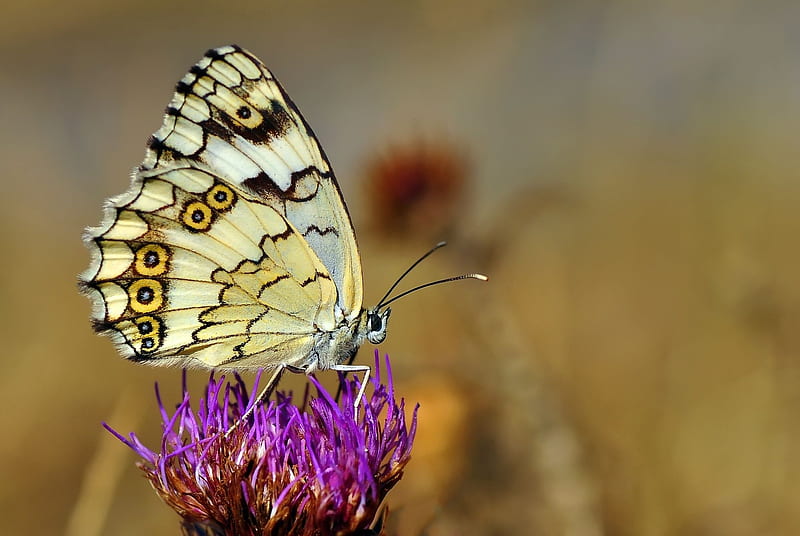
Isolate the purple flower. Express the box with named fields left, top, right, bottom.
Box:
left=105, top=351, right=417, bottom=536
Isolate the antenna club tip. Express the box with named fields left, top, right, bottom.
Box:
left=475, top=273, right=489, bottom=281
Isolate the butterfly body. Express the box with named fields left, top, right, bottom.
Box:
left=82, top=45, right=390, bottom=378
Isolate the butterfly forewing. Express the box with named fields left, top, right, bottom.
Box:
left=140, top=45, right=363, bottom=318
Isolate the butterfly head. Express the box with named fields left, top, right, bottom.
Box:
left=365, top=307, right=391, bottom=344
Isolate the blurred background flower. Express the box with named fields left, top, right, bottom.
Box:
left=105, top=353, right=416, bottom=536
left=362, top=139, right=467, bottom=241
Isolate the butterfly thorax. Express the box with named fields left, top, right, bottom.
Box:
left=307, top=307, right=390, bottom=372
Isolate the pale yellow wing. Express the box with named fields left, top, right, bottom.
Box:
left=140, top=45, right=363, bottom=319
left=81, top=164, right=338, bottom=370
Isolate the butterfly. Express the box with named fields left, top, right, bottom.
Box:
left=81, top=45, right=486, bottom=408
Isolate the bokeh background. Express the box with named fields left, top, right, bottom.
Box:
left=2, top=1, right=800, bottom=534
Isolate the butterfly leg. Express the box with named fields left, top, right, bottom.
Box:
left=332, top=364, right=371, bottom=419
left=334, top=351, right=359, bottom=402
left=225, top=364, right=289, bottom=437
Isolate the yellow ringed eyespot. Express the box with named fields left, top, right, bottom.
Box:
left=181, top=201, right=213, bottom=231
left=133, top=315, right=162, bottom=352
left=206, top=183, right=236, bottom=211
left=134, top=244, right=170, bottom=276
left=128, top=279, right=164, bottom=313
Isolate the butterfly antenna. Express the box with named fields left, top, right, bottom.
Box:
left=376, top=241, right=449, bottom=309
left=378, top=273, right=488, bottom=310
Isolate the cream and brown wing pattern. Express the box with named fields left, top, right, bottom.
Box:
left=141, top=45, right=363, bottom=318
left=82, top=164, right=338, bottom=369
left=82, top=45, right=366, bottom=369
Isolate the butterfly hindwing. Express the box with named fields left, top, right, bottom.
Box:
left=141, top=45, right=363, bottom=318
left=82, top=164, right=338, bottom=369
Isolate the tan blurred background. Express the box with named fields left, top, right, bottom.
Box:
left=2, top=1, right=800, bottom=534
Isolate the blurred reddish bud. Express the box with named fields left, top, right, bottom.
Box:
left=363, top=140, right=468, bottom=239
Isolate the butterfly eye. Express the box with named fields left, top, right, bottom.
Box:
left=369, top=313, right=382, bottom=333
left=366, top=309, right=390, bottom=345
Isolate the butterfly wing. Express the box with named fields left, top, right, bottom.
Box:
left=141, top=45, right=363, bottom=319
left=82, top=164, right=339, bottom=370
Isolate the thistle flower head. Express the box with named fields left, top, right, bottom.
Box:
left=105, top=352, right=417, bottom=536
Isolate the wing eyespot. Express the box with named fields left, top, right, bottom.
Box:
left=181, top=201, right=214, bottom=232
left=134, top=244, right=171, bottom=276
left=132, top=315, right=163, bottom=353
left=128, top=279, right=164, bottom=313
left=206, top=183, right=237, bottom=212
